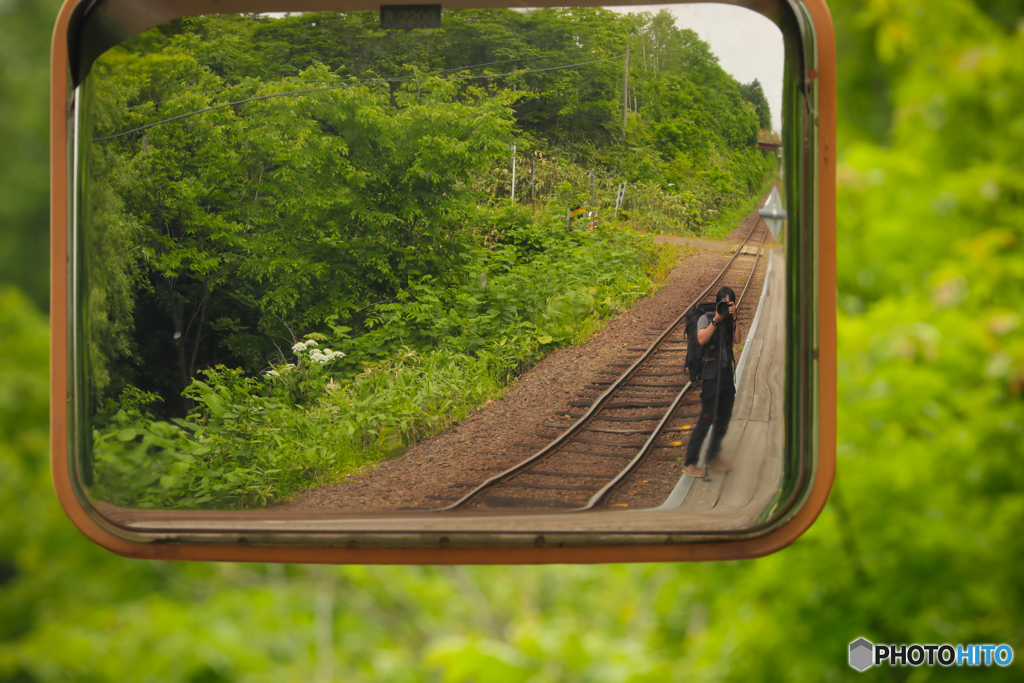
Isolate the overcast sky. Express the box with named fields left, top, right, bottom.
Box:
left=613, top=3, right=784, bottom=131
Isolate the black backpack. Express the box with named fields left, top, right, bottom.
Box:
left=683, top=302, right=718, bottom=382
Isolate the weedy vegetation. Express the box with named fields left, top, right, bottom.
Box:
left=84, top=8, right=776, bottom=508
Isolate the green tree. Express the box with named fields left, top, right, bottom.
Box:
left=0, top=0, right=58, bottom=308
left=84, top=10, right=769, bottom=410
left=89, top=45, right=521, bottom=400
left=738, top=78, right=772, bottom=130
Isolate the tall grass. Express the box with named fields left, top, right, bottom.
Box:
left=696, top=169, right=779, bottom=240
left=623, top=161, right=778, bottom=238
left=620, top=182, right=702, bottom=234
left=485, top=144, right=777, bottom=239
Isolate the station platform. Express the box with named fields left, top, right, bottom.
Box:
left=656, top=249, right=785, bottom=528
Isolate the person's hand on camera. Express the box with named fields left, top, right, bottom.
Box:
left=713, top=299, right=735, bottom=324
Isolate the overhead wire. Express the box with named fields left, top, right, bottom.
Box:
left=92, top=53, right=625, bottom=142
left=94, top=49, right=604, bottom=115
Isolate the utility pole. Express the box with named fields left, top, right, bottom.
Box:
left=530, top=158, right=536, bottom=215
left=510, top=143, right=517, bottom=204
left=622, top=41, right=630, bottom=141
left=589, top=169, right=595, bottom=207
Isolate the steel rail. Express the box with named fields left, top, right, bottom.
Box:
left=577, top=379, right=692, bottom=510
left=736, top=223, right=769, bottom=310
left=578, top=218, right=767, bottom=510
left=436, top=217, right=766, bottom=512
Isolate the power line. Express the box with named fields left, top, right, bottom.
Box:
left=94, top=49, right=603, bottom=116
left=92, top=54, right=624, bottom=142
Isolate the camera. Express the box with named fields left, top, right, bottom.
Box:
left=716, top=299, right=732, bottom=318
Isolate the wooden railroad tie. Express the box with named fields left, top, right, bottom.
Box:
left=512, top=443, right=685, bottom=462
left=451, top=480, right=598, bottom=492
left=568, top=400, right=672, bottom=408
left=478, top=495, right=579, bottom=509
left=558, top=409, right=700, bottom=421
left=586, top=380, right=687, bottom=388
left=544, top=421, right=698, bottom=435
left=594, top=369, right=687, bottom=377
left=608, top=361, right=686, bottom=368
left=424, top=494, right=578, bottom=509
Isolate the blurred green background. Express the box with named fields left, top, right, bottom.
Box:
left=2, top=0, right=1022, bottom=680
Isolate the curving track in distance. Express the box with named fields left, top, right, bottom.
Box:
left=434, top=218, right=770, bottom=513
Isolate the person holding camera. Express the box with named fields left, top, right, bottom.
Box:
left=681, top=286, right=739, bottom=478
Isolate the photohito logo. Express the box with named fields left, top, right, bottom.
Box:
left=849, top=638, right=873, bottom=671
left=849, top=638, right=1014, bottom=671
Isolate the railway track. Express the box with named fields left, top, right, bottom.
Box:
left=433, top=218, right=770, bottom=513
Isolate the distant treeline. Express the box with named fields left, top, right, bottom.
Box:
left=120, top=9, right=772, bottom=142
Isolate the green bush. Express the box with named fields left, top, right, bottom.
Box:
left=92, top=219, right=666, bottom=508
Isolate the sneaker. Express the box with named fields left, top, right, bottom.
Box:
left=706, top=456, right=732, bottom=472
left=681, top=463, right=705, bottom=478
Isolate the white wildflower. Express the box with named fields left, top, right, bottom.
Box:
left=291, top=339, right=320, bottom=355
left=265, top=369, right=280, bottom=377
left=306, top=347, right=345, bottom=365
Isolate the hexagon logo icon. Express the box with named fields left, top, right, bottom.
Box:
left=849, top=638, right=874, bottom=671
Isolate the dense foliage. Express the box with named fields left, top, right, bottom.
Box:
left=1, top=0, right=1022, bottom=681
left=84, top=9, right=772, bottom=507
left=93, top=219, right=671, bottom=508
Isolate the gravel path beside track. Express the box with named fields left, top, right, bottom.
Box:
left=286, top=205, right=767, bottom=513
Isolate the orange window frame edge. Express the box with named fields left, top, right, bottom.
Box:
left=49, top=0, right=836, bottom=564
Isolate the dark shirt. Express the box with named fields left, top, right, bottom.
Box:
left=697, top=313, right=735, bottom=380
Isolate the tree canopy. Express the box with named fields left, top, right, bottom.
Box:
left=81, top=8, right=774, bottom=496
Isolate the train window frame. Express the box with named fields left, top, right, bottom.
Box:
left=50, top=0, right=836, bottom=563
